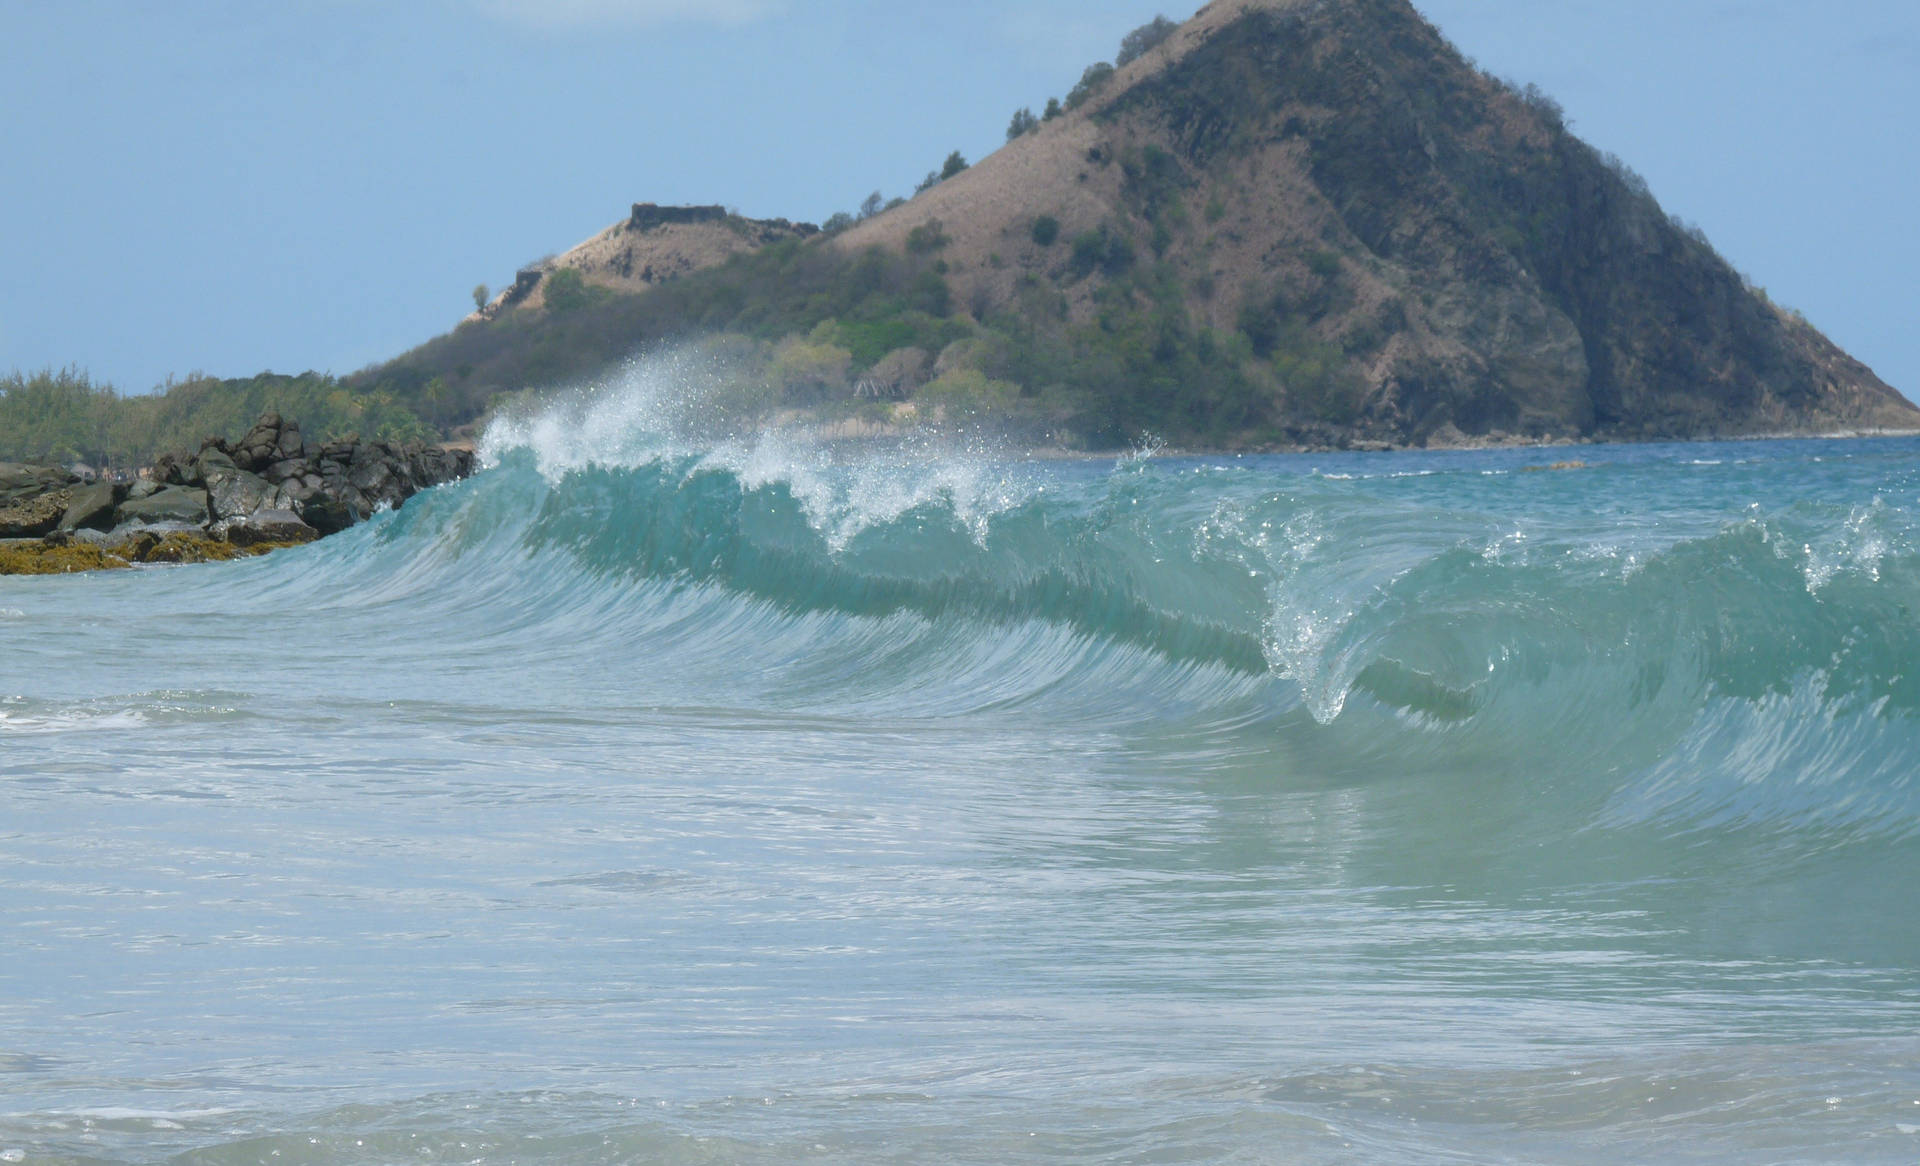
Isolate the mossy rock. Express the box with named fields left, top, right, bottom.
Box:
left=0, top=541, right=133, bottom=575
left=0, top=531, right=311, bottom=575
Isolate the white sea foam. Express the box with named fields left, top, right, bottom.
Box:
left=1196, top=500, right=1362, bottom=723
left=478, top=346, right=739, bottom=476
left=1802, top=498, right=1896, bottom=592
left=479, top=344, right=1036, bottom=552
left=0, top=708, right=148, bottom=735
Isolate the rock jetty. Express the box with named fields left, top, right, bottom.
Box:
left=0, top=413, right=475, bottom=574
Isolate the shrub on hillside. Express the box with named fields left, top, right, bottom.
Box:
left=1116, top=16, right=1177, bottom=66
left=915, top=367, right=1021, bottom=421
left=1067, top=62, right=1115, bottom=110
left=1031, top=215, right=1061, bottom=247
left=906, top=220, right=952, bottom=255
left=1501, top=78, right=1566, bottom=130
left=1068, top=226, right=1135, bottom=279
left=769, top=336, right=853, bottom=404
left=544, top=268, right=591, bottom=313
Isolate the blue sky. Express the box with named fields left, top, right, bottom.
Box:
left=1, top=0, right=1914, bottom=401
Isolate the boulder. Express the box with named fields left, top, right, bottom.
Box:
left=298, top=494, right=356, bottom=535
left=233, top=413, right=307, bottom=473
left=261, top=482, right=305, bottom=513
left=264, top=457, right=309, bottom=484
left=147, top=452, right=192, bottom=486
left=57, top=481, right=126, bottom=532
left=347, top=457, right=393, bottom=496
left=191, top=446, right=240, bottom=488
left=0, top=463, right=76, bottom=506
left=337, top=486, right=373, bottom=520
left=0, top=488, right=74, bottom=538
left=209, top=469, right=273, bottom=522
left=125, top=478, right=162, bottom=501
left=114, top=486, right=210, bottom=528
left=218, top=508, right=319, bottom=547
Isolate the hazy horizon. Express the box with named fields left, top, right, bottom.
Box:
left=2, top=0, right=1914, bottom=403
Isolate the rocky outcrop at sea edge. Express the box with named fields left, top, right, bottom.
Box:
left=0, top=413, right=476, bottom=574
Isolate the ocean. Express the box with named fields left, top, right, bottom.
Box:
left=5, top=368, right=1919, bottom=1163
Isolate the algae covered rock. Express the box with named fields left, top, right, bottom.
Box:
left=0, top=538, right=133, bottom=575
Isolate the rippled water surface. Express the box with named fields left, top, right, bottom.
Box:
left=5, top=374, right=1920, bottom=1162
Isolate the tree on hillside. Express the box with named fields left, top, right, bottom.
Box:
left=1006, top=107, right=1039, bottom=141
left=1066, top=62, right=1115, bottom=110
left=1043, top=97, right=1063, bottom=121
left=471, top=284, right=489, bottom=311
left=1116, top=16, right=1177, bottom=66
left=941, top=151, right=969, bottom=180
left=859, top=191, right=885, bottom=220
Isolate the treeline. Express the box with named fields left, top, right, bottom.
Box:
left=0, top=367, right=434, bottom=469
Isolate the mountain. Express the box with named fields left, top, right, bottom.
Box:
left=358, top=0, right=1915, bottom=449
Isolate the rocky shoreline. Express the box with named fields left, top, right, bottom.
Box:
left=0, top=413, right=476, bottom=575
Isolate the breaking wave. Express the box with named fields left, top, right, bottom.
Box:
left=206, top=355, right=1918, bottom=846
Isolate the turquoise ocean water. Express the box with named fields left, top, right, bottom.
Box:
left=5, top=369, right=1919, bottom=1163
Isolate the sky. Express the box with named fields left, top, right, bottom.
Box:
left=1, top=0, right=1914, bottom=401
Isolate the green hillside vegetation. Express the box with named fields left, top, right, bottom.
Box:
left=363, top=219, right=1310, bottom=447
left=0, top=367, right=432, bottom=469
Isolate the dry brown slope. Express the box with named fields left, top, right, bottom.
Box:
left=472, top=204, right=816, bottom=320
